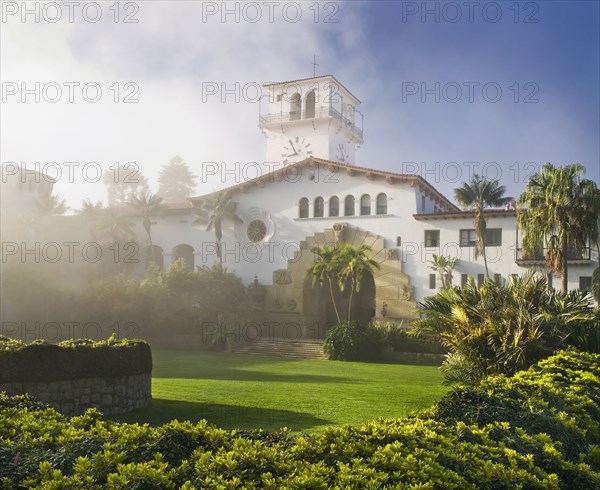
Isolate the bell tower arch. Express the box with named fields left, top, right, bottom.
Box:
left=259, top=75, right=364, bottom=165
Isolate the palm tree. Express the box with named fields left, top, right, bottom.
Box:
left=193, top=191, right=242, bottom=264
left=306, top=245, right=344, bottom=323
left=455, top=175, right=512, bottom=279
left=306, top=243, right=381, bottom=323
left=96, top=207, right=136, bottom=244
left=35, top=193, right=69, bottom=216
left=429, top=254, right=458, bottom=289
left=128, top=192, right=167, bottom=265
left=412, top=272, right=597, bottom=384
left=79, top=199, right=105, bottom=241
left=517, top=163, right=600, bottom=294
left=337, top=243, right=381, bottom=322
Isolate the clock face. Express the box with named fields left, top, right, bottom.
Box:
left=335, top=143, right=349, bottom=163
left=281, top=136, right=312, bottom=164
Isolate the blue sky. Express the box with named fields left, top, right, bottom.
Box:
left=1, top=0, right=598, bottom=207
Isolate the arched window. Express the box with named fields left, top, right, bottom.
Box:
left=344, top=195, right=355, bottom=216
left=360, top=194, right=371, bottom=215
left=314, top=197, right=324, bottom=217
left=299, top=197, right=309, bottom=218
left=290, top=93, right=301, bottom=121
left=173, top=244, right=195, bottom=271
left=305, top=90, right=316, bottom=119
left=145, top=245, right=164, bottom=270
left=376, top=193, right=387, bottom=215
left=329, top=196, right=339, bottom=217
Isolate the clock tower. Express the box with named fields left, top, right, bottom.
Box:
left=258, top=75, right=364, bottom=165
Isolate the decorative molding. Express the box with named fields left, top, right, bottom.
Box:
left=273, top=269, right=292, bottom=285
left=400, top=284, right=414, bottom=301
left=333, top=222, right=347, bottom=244
left=385, top=248, right=398, bottom=260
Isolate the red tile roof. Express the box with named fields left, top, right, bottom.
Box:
left=187, top=157, right=460, bottom=212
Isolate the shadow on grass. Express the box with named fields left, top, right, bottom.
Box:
left=152, top=368, right=356, bottom=384
left=109, top=398, right=336, bottom=432
left=151, top=351, right=356, bottom=383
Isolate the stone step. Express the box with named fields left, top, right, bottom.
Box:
left=232, top=339, right=328, bottom=360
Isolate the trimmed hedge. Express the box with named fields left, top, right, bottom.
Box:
left=0, top=336, right=152, bottom=383
left=0, top=350, right=599, bottom=488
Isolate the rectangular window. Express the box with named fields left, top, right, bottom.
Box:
left=460, top=229, right=477, bottom=247
left=396, top=236, right=402, bottom=247
left=461, top=274, right=468, bottom=287
left=421, top=195, right=426, bottom=212
left=429, top=274, right=436, bottom=289
left=459, top=229, right=503, bottom=247
left=424, top=230, right=440, bottom=247
left=434, top=205, right=439, bottom=213
left=477, top=274, right=485, bottom=287
left=485, top=228, right=502, bottom=246
left=494, top=273, right=502, bottom=285
left=579, top=276, right=593, bottom=292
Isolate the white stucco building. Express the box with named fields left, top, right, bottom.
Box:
left=141, top=75, right=596, bottom=328
left=2, top=75, right=597, bottom=331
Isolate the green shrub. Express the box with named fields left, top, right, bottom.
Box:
left=371, top=321, right=447, bottom=354
left=323, top=321, right=383, bottom=361
left=0, top=336, right=151, bottom=383
left=1, top=350, right=599, bottom=488
left=413, top=272, right=600, bottom=384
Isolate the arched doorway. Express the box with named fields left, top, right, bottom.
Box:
left=302, top=270, right=376, bottom=337
left=172, top=244, right=195, bottom=271
left=302, top=276, right=340, bottom=338
left=305, top=90, right=316, bottom=118
left=350, top=270, right=376, bottom=325
left=290, top=93, right=301, bottom=120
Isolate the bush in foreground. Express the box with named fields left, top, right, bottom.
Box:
left=0, top=336, right=151, bottom=384
left=323, top=321, right=383, bottom=361
left=413, top=272, right=600, bottom=384
left=1, top=350, right=599, bottom=488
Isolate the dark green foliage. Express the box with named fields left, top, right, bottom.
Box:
left=323, top=321, right=383, bottom=361
left=414, top=272, right=599, bottom=384
left=0, top=336, right=151, bottom=383
left=372, top=321, right=447, bottom=354
left=324, top=322, right=446, bottom=362
left=1, top=350, right=599, bottom=488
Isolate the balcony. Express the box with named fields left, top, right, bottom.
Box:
left=515, top=247, right=591, bottom=265
left=259, top=106, right=363, bottom=140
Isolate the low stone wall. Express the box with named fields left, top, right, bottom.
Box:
left=0, top=373, right=151, bottom=417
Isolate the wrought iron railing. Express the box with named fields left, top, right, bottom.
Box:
left=259, top=106, right=363, bottom=139
left=515, top=247, right=591, bottom=263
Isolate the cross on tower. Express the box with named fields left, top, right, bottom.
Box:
left=311, top=55, right=319, bottom=77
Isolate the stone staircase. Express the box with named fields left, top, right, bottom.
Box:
left=232, top=339, right=328, bottom=360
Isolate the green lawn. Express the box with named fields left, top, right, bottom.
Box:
left=110, top=350, right=448, bottom=432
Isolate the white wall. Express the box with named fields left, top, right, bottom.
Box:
left=148, top=164, right=598, bottom=305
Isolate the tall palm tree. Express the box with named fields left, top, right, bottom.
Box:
left=79, top=199, right=105, bottom=241
left=128, top=192, right=167, bottom=265
left=517, top=163, right=600, bottom=294
left=306, top=245, right=344, bottom=323
left=455, top=175, right=512, bottom=279
left=337, top=243, right=381, bottom=322
left=35, top=193, right=70, bottom=216
left=429, top=254, right=458, bottom=289
left=193, top=191, right=242, bottom=264
left=96, top=207, right=136, bottom=245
